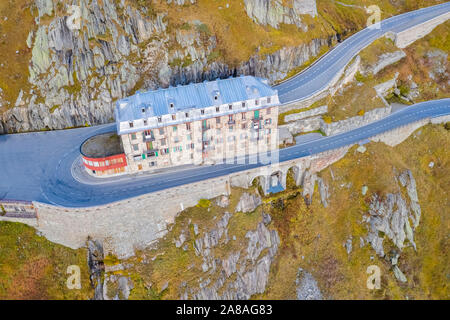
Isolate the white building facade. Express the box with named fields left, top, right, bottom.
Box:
left=115, top=76, right=280, bottom=173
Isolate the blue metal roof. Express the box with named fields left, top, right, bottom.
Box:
left=116, top=76, right=277, bottom=123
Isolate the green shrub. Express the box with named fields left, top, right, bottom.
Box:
left=197, top=199, right=211, bottom=208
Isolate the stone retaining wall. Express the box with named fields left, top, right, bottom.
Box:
left=391, top=11, right=450, bottom=48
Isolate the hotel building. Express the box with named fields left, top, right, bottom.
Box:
left=81, top=76, right=280, bottom=176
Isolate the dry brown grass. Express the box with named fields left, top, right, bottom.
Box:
left=0, top=0, right=35, bottom=109
left=262, top=123, right=449, bottom=299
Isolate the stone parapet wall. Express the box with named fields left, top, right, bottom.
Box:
left=320, top=106, right=392, bottom=136
left=30, top=176, right=230, bottom=258
left=284, top=105, right=328, bottom=122
left=393, top=11, right=450, bottom=49
left=370, top=115, right=450, bottom=147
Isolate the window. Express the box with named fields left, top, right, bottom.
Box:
left=228, top=104, right=233, bottom=110
left=255, top=99, right=259, bottom=106
left=161, top=138, right=167, bottom=146
left=229, top=126, right=233, bottom=132
left=241, top=124, right=246, bottom=129
left=216, top=107, right=220, bottom=112
left=228, top=114, right=233, bottom=122
left=132, top=144, right=139, bottom=151
left=201, top=109, right=205, bottom=115
left=173, top=126, right=177, bottom=132
left=187, top=134, right=192, bottom=141
left=161, top=148, right=170, bottom=155
left=141, top=108, right=145, bottom=113
left=157, top=117, right=162, bottom=123
left=267, top=97, right=271, bottom=104
left=144, top=119, right=148, bottom=126
left=170, top=103, right=174, bottom=108
left=241, top=113, right=246, bottom=120
left=265, top=118, right=272, bottom=125
left=186, top=123, right=191, bottom=130
left=216, top=117, right=220, bottom=124
left=214, top=95, right=218, bottom=101
left=267, top=107, right=271, bottom=114
left=131, top=133, right=137, bottom=140
left=129, top=121, right=134, bottom=128
left=159, top=128, right=164, bottom=135
left=185, top=112, right=189, bottom=118
left=242, top=102, right=246, bottom=108
left=216, top=128, right=221, bottom=134
left=172, top=114, right=176, bottom=121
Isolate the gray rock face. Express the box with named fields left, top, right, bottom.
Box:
left=425, top=49, right=448, bottom=81
left=295, top=268, right=323, bottom=300
left=344, top=236, right=352, bottom=255
left=87, top=238, right=105, bottom=300
left=167, top=0, right=196, bottom=5
left=393, top=265, right=407, bottom=283
left=244, top=0, right=317, bottom=30
left=364, top=192, right=415, bottom=257
left=0, top=0, right=331, bottom=134
left=302, top=170, right=317, bottom=205
left=398, top=170, right=421, bottom=228
left=235, top=192, right=262, bottom=213
left=362, top=169, right=421, bottom=283
left=216, top=195, right=230, bottom=208
left=317, top=177, right=329, bottom=208
left=185, top=214, right=280, bottom=300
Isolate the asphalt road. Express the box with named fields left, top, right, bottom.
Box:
left=0, top=3, right=449, bottom=207
left=1, top=99, right=448, bottom=207
left=275, top=2, right=450, bottom=103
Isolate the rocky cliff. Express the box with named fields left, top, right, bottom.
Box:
left=244, top=0, right=317, bottom=30
left=0, top=0, right=331, bottom=133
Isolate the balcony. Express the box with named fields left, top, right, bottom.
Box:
left=146, top=151, right=158, bottom=158
left=143, top=134, right=155, bottom=142
left=228, top=120, right=235, bottom=125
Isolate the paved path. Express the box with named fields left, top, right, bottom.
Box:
left=0, top=3, right=449, bottom=207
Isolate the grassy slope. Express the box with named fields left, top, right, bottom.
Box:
left=0, top=222, right=93, bottom=299
left=0, top=0, right=34, bottom=108
left=262, top=123, right=449, bottom=299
